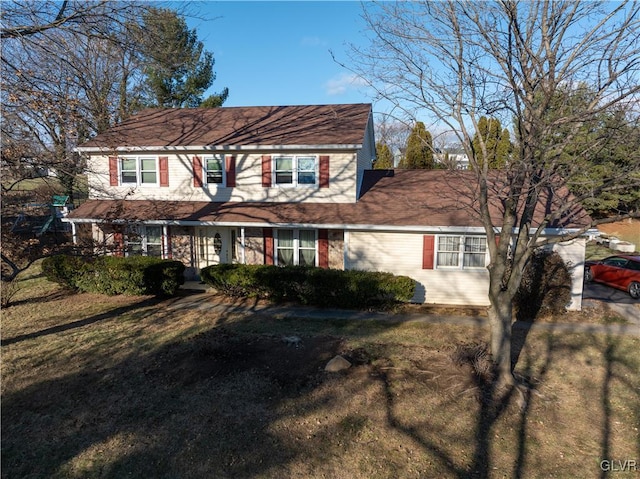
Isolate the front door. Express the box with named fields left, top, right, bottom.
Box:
left=196, top=227, right=229, bottom=269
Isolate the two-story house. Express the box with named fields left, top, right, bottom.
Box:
left=67, top=103, right=591, bottom=309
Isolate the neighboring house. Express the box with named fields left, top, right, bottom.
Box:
left=67, top=103, right=591, bottom=310
left=434, top=147, right=470, bottom=170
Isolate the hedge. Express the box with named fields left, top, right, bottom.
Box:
left=514, top=249, right=572, bottom=321
left=200, top=264, right=416, bottom=309
left=42, top=255, right=185, bottom=296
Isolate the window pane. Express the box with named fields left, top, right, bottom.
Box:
left=298, top=172, right=316, bottom=184
left=147, top=245, right=162, bottom=257
left=207, top=158, right=222, bottom=171
left=141, top=171, right=157, bottom=184
left=121, top=171, right=137, bottom=183
left=278, top=230, right=294, bottom=247
left=147, top=226, right=162, bottom=244
left=121, top=158, right=136, bottom=171
left=437, top=252, right=459, bottom=266
left=299, top=230, right=315, bottom=248
left=298, top=157, right=316, bottom=171
left=464, top=236, right=486, bottom=253
left=278, top=249, right=294, bottom=266
left=275, top=157, right=293, bottom=171
left=275, top=172, right=293, bottom=184
left=439, top=236, right=460, bottom=251
left=299, top=248, right=315, bottom=266
left=140, top=158, right=156, bottom=171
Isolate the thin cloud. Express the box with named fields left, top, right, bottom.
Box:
left=325, top=73, right=368, bottom=96
left=301, top=36, right=327, bottom=47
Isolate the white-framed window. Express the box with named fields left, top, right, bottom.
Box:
left=125, top=225, right=163, bottom=257
left=120, top=157, right=158, bottom=186
left=204, top=155, right=224, bottom=186
left=276, top=229, right=317, bottom=266
left=436, top=235, right=487, bottom=269
left=273, top=155, right=317, bottom=186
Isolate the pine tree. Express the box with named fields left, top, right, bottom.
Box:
left=374, top=142, right=394, bottom=169
left=400, top=122, right=434, bottom=168
left=471, top=117, right=511, bottom=169
left=137, top=8, right=228, bottom=108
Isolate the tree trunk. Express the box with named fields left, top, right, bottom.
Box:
left=488, top=294, right=515, bottom=386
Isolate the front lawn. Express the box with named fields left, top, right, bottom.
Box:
left=2, top=267, right=638, bottom=478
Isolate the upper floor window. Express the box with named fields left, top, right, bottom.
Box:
left=205, top=156, right=224, bottom=185
left=274, top=156, right=317, bottom=186
left=437, top=235, right=487, bottom=269
left=120, top=157, right=157, bottom=186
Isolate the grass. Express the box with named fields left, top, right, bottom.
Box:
left=2, top=266, right=639, bottom=478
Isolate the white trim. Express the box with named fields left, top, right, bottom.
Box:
left=435, top=234, right=488, bottom=270
left=119, top=155, right=159, bottom=187
left=202, top=155, right=226, bottom=187
left=274, top=228, right=318, bottom=266
left=273, top=154, right=318, bottom=188
left=76, top=144, right=362, bottom=153
left=64, top=217, right=587, bottom=237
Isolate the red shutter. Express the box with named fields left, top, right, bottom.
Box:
left=159, top=156, right=169, bottom=187
left=263, top=228, right=274, bottom=265
left=319, top=155, right=330, bottom=188
left=262, top=155, right=272, bottom=187
left=113, top=228, right=124, bottom=257
left=318, top=229, right=329, bottom=268
left=226, top=155, right=236, bottom=187
left=422, top=235, right=435, bottom=269
left=193, top=156, right=203, bottom=187
left=109, top=156, right=119, bottom=186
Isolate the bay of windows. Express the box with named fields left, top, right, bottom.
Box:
left=274, top=156, right=317, bottom=186
left=276, top=229, right=316, bottom=266
left=437, top=235, right=487, bottom=269
left=120, top=157, right=157, bottom=185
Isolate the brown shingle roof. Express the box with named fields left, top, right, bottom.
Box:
left=68, top=170, right=591, bottom=230
left=80, top=104, right=372, bottom=149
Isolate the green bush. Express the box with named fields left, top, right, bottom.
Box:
left=514, top=249, right=572, bottom=321
left=41, top=254, right=85, bottom=291
left=200, top=264, right=416, bottom=309
left=42, top=255, right=185, bottom=296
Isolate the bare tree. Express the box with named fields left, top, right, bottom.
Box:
left=345, top=1, right=640, bottom=385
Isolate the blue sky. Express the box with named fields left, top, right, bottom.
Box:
left=185, top=1, right=374, bottom=108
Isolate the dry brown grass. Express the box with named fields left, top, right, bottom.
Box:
left=2, top=270, right=639, bottom=478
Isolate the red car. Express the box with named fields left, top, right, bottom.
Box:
left=585, top=255, right=640, bottom=299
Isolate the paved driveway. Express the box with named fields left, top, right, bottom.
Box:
left=582, top=281, right=640, bottom=325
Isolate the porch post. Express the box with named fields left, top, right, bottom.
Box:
left=240, top=227, right=246, bottom=264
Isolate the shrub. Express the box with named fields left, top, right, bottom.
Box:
left=200, top=264, right=416, bottom=309
left=41, top=254, right=85, bottom=290
left=42, top=255, right=185, bottom=296
left=514, top=249, right=572, bottom=321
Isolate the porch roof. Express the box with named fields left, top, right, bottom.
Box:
left=68, top=170, right=592, bottom=232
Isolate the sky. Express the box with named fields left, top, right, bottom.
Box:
left=184, top=1, right=375, bottom=109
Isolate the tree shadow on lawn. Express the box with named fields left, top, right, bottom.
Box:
left=0, top=296, right=165, bottom=346
left=2, top=308, right=636, bottom=478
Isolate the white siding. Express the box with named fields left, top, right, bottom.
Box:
left=346, top=231, right=491, bottom=306
left=551, top=237, right=586, bottom=311
left=346, top=231, right=586, bottom=310
left=87, top=150, right=359, bottom=203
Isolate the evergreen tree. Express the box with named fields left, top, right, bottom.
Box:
left=471, top=117, right=511, bottom=169
left=399, top=122, right=434, bottom=168
left=374, top=142, right=394, bottom=169
left=138, top=8, right=228, bottom=108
